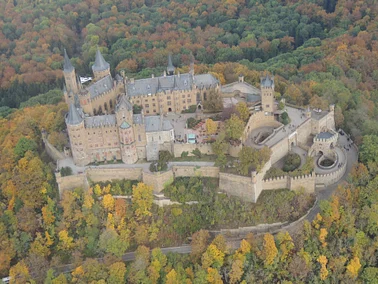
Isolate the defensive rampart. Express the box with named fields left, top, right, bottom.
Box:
left=172, top=166, right=220, bottom=178
left=143, top=170, right=174, bottom=193
left=242, top=111, right=281, bottom=142
left=262, top=172, right=315, bottom=194
left=87, top=167, right=143, bottom=183
left=315, top=152, right=347, bottom=187
left=219, top=173, right=255, bottom=202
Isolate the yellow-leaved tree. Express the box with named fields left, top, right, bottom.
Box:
left=346, top=256, right=361, bottom=279
left=132, top=182, right=153, bottom=220
left=206, top=118, right=217, bottom=135
left=262, top=233, right=278, bottom=267
left=317, top=255, right=328, bottom=280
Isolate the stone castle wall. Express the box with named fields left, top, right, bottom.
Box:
left=262, top=176, right=289, bottom=190
left=143, top=170, right=174, bottom=192
left=262, top=172, right=315, bottom=194
left=315, top=149, right=347, bottom=187
left=219, top=173, right=255, bottom=202
left=172, top=166, right=220, bottom=178
left=43, top=138, right=65, bottom=162
left=56, top=172, right=88, bottom=196
left=242, top=111, right=281, bottom=142
left=86, top=167, right=143, bottom=183
left=269, top=137, right=289, bottom=164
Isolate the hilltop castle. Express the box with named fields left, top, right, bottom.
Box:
left=63, top=49, right=220, bottom=166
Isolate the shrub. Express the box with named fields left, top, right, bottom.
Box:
left=191, top=148, right=202, bottom=158
left=182, top=105, right=197, bottom=113
left=181, top=151, right=189, bottom=158
left=187, top=117, right=199, bottom=129
left=283, top=153, right=301, bottom=172
left=60, top=166, right=73, bottom=176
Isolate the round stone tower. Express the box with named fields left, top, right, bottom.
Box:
left=66, top=104, right=90, bottom=166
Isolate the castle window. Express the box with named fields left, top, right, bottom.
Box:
left=167, top=96, right=171, bottom=100
left=187, top=94, right=190, bottom=97
left=138, top=135, right=141, bottom=141
left=152, top=98, right=155, bottom=101
left=183, top=100, right=185, bottom=103
left=146, top=110, right=149, bottom=114
left=204, top=92, right=207, bottom=100
left=187, top=99, right=191, bottom=103
left=145, top=104, right=149, bottom=107
left=167, top=102, right=171, bottom=106
left=153, top=103, right=156, bottom=107
left=182, top=94, right=185, bottom=98
left=153, top=109, right=156, bottom=112
left=145, top=99, right=148, bottom=102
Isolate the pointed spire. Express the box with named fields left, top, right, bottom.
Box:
left=92, top=47, right=110, bottom=72
left=261, top=74, right=274, bottom=88
left=74, top=94, right=80, bottom=108
left=63, top=49, right=74, bottom=72
left=66, top=103, right=83, bottom=125
left=167, top=53, right=175, bottom=75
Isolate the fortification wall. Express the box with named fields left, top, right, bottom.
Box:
left=315, top=151, right=347, bottom=187
left=228, top=144, right=242, bottom=157
left=296, top=119, right=312, bottom=146
left=172, top=143, right=213, bottom=158
left=143, top=170, right=174, bottom=193
left=253, top=158, right=272, bottom=200
left=56, top=173, right=88, bottom=196
left=270, top=138, right=289, bottom=164
left=242, top=111, right=281, bottom=142
left=43, top=138, right=65, bottom=162
left=87, top=167, right=143, bottom=182
left=291, top=172, right=315, bottom=193
left=172, top=166, right=220, bottom=178
left=262, top=176, right=289, bottom=190
left=219, top=173, right=255, bottom=202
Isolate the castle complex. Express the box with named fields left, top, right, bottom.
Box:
left=58, top=48, right=354, bottom=204
left=63, top=49, right=219, bottom=166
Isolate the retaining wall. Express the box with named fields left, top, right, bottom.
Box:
left=242, top=111, right=281, bottom=142
left=56, top=172, right=88, bottom=196
left=43, top=138, right=65, bottom=162
left=87, top=167, right=143, bottom=183
left=143, top=170, right=174, bottom=193
left=172, top=166, right=220, bottom=178
left=219, top=173, right=255, bottom=202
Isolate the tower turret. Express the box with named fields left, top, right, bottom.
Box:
left=167, top=53, right=175, bottom=76
left=92, top=48, right=110, bottom=81
left=63, top=49, right=79, bottom=103
left=115, top=95, right=138, bottom=164
left=260, top=74, right=275, bottom=114
left=66, top=104, right=89, bottom=166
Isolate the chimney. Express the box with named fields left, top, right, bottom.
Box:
left=238, top=74, right=244, bottom=83
left=152, top=74, right=155, bottom=78
left=163, top=70, right=167, bottom=77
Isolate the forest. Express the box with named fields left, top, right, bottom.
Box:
left=1, top=0, right=378, bottom=282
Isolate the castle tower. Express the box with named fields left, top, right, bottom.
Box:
left=115, top=95, right=138, bottom=164
left=66, top=104, right=89, bottom=166
left=167, top=53, right=175, bottom=76
left=92, top=48, right=110, bottom=81
left=63, top=49, right=79, bottom=104
left=260, top=74, right=275, bottom=114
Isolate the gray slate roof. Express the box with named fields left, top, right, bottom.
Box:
left=92, top=49, right=110, bottom=72
left=66, top=104, right=83, bottom=125
left=126, top=73, right=218, bottom=97
left=116, top=95, right=133, bottom=111
left=133, top=114, right=144, bottom=125
left=63, top=49, right=74, bottom=72
left=261, top=75, right=274, bottom=88
left=145, top=116, right=173, bottom=132
left=317, top=132, right=333, bottom=139
left=85, top=114, right=116, bottom=128
left=87, top=75, right=113, bottom=99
